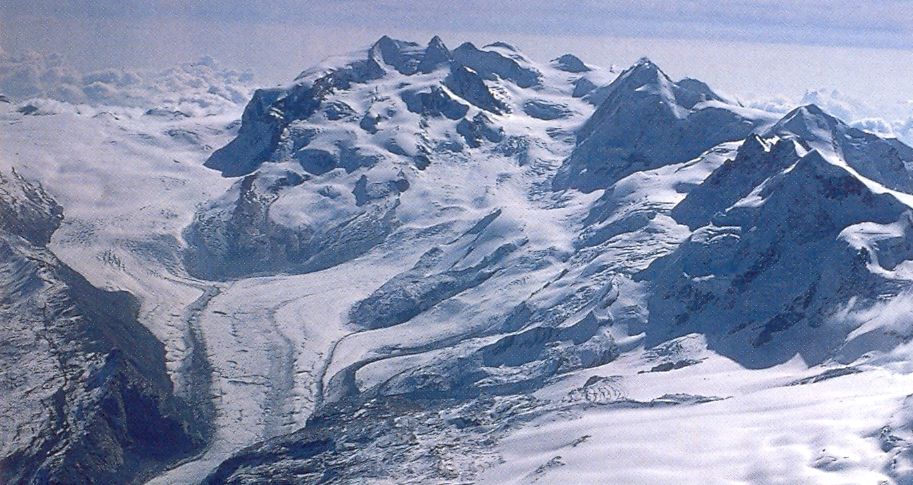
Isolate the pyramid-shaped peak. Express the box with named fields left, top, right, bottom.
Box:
left=417, top=35, right=452, bottom=73
left=766, top=103, right=913, bottom=193
left=783, top=104, right=840, bottom=123
left=615, top=57, right=670, bottom=86
left=632, top=57, right=662, bottom=71
left=556, top=54, right=765, bottom=192
left=768, top=103, right=843, bottom=140
left=609, top=59, right=729, bottom=108
left=427, top=35, right=447, bottom=49
left=424, top=36, right=450, bottom=57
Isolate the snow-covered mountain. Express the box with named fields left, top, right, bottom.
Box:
left=0, top=170, right=206, bottom=484
left=186, top=35, right=593, bottom=280
left=553, top=58, right=777, bottom=192
left=4, top=36, right=913, bottom=484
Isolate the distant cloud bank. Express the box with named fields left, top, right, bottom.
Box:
left=0, top=52, right=254, bottom=115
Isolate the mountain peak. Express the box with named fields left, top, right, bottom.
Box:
left=483, top=41, right=519, bottom=52
left=369, top=36, right=425, bottom=75
left=455, top=41, right=479, bottom=51
left=622, top=57, right=666, bottom=80
left=798, top=103, right=827, bottom=116
left=418, top=36, right=452, bottom=73
left=746, top=148, right=911, bottom=232
left=451, top=41, right=541, bottom=88
left=370, top=35, right=417, bottom=52
left=553, top=56, right=766, bottom=192
left=552, top=54, right=590, bottom=73
left=648, top=144, right=912, bottom=368
left=374, top=34, right=394, bottom=45
left=766, top=103, right=913, bottom=193
left=769, top=104, right=841, bottom=138
left=670, top=133, right=807, bottom=230
left=427, top=35, right=446, bottom=48
left=634, top=56, right=659, bottom=68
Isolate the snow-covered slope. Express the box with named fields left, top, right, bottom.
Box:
left=183, top=39, right=913, bottom=485
left=646, top=150, right=913, bottom=367
left=186, top=36, right=597, bottom=280
left=0, top=171, right=206, bottom=484
left=7, top=36, right=913, bottom=485
left=553, top=58, right=777, bottom=193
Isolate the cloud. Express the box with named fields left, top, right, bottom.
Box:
left=0, top=51, right=254, bottom=114
left=800, top=88, right=879, bottom=121
left=797, top=88, right=913, bottom=145
left=851, top=117, right=897, bottom=138
left=745, top=96, right=795, bottom=115
left=747, top=87, right=913, bottom=146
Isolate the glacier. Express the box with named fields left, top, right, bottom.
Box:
left=2, top=36, right=913, bottom=484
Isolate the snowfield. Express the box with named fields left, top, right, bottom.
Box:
left=3, top=37, right=913, bottom=484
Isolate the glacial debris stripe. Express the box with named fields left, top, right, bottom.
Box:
left=4, top=33, right=913, bottom=485
left=184, top=36, right=913, bottom=484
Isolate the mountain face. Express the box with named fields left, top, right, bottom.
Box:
left=202, top=36, right=541, bottom=179
left=0, top=171, right=206, bottom=484
left=8, top=35, right=913, bottom=485
left=670, top=133, right=806, bottom=229
left=765, top=104, right=913, bottom=192
left=186, top=36, right=590, bottom=280
left=553, top=58, right=777, bottom=192
left=645, top=150, right=913, bottom=367
left=173, top=38, right=913, bottom=484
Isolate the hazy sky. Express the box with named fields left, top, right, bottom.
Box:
left=3, top=1, right=913, bottom=112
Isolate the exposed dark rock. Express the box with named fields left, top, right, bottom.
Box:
left=0, top=171, right=206, bottom=484
left=552, top=54, right=591, bottom=73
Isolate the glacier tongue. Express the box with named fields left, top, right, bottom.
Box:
left=182, top=42, right=913, bottom=484
left=8, top=36, right=913, bottom=485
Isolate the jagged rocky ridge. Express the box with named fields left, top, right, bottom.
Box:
left=0, top=170, right=207, bottom=484
left=185, top=35, right=589, bottom=280
left=646, top=150, right=913, bottom=367
left=5, top=33, right=912, bottom=485
left=189, top=37, right=913, bottom=483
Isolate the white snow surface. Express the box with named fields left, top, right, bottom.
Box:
left=4, top=37, right=913, bottom=484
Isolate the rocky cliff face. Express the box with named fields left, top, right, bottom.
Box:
left=9, top=35, right=913, bottom=484
left=174, top=39, right=913, bottom=484
left=0, top=170, right=207, bottom=484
